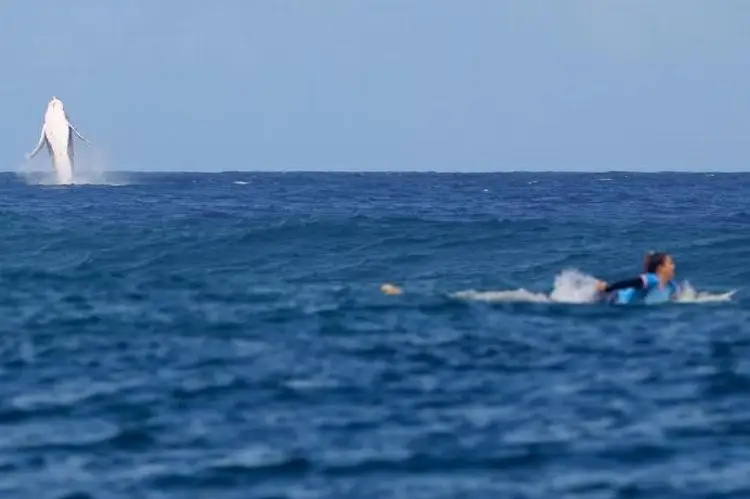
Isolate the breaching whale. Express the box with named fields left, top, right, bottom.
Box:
left=26, top=97, right=90, bottom=184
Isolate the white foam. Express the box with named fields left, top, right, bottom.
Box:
left=452, top=288, right=553, bottom=303
left=17, top=146, right=129, bottom=187
left=673, top=281, right=736, bottom=303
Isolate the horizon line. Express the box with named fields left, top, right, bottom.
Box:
left=3, top=168, right=748, bottom=174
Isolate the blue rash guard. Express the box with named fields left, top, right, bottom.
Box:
left=603, top=272, right=679, bottom=305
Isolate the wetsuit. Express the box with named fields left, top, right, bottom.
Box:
left=601, top=272, right=679, bottom=305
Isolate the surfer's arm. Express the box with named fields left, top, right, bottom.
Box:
left=600, top=276, right=646, bottom=293
left=25, top=129, right=45, bottom=159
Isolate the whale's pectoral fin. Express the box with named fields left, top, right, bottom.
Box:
left=26, top=128, right=46, bottom=160
left=68, top=130, right=75, bottom=168
left=45, top=140, right=54, bottom=166
left=69, top=122, right=91, bottom=146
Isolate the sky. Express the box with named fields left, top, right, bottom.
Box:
left=0, top=0, right=748, bottom=172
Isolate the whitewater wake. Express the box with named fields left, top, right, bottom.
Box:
left=16, top=146, right=129, bottom=186
left=452, top=269, right=736, bottom=305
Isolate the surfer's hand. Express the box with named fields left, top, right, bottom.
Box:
left=594, top=280, right=608, bottom=292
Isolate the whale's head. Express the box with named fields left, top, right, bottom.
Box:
left=44, top=97, right=66, bottom=123
left=45, top=97, right=65, bottom=119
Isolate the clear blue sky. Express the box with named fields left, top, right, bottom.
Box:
left=1, top=1, right=748, bottom=171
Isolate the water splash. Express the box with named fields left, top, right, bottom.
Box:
left=16, top=146, right=129, bottom=187
left=674, top=281, right=736, bottom=303
left=548, top=269, right=601, bottom=303
left=452, top=269, right=598, bottom=304
left=452, top=269, right=735, bottom=305
left=68, top=146, right=130, bottom=186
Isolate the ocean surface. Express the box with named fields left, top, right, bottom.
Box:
left=0, top=171, right=748, bottom=499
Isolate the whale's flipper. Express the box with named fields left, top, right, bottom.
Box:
left=26, top=128, right=47, bottom=160
left=67, top=115, right=91, bottom=146
left=68, top=128, right=75, bottom=169
left=46, top=139, right=56, bottom=169
left=70, top=124, right=89, bottom=145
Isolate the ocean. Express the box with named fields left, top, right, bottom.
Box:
left=0, top=171, right=747, bottom=498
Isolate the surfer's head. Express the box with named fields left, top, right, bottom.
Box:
left=643, top=252, right=675, bottom=281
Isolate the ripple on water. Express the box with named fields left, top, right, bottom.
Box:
left=1, top=173, right=750, bottom=498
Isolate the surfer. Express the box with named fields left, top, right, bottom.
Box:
left=594, top=251, right=680, bottom=304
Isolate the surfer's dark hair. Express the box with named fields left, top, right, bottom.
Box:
left=643, top=252, right=669, bottom=274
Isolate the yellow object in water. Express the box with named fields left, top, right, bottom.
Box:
left=380, top=283, right=403, bottom=295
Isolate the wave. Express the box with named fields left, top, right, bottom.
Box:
left=451, top=269, right=736, bottom=305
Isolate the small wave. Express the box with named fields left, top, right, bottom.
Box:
left=452, top=269, right=735, bottom=305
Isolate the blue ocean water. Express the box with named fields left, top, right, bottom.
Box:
left=0, top=171, right=748, bottom=498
